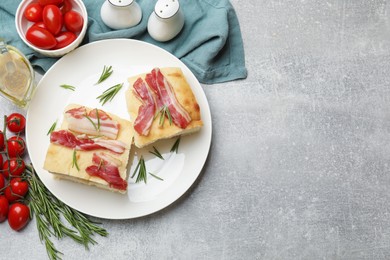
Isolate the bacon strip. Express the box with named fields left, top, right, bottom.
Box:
left=88, top=109, right=112, bottom=120
left=66, top=106, right=86, bottom=118
left=86, top=152, right=127, bottom=191
left=94, top=139, right=126, bottom=154
left=132, top=78, right=156, bottom=136
left=91, top=152, right=122, bottom=167
left=152, top=68, right=191, bottom=129
left=50, top=130, right=126, bottom=154
left=132, top=68, right=192, bottom=136
left=145, top=72, right=164, bottom=109
left=65, top=106, right=120, bottom=140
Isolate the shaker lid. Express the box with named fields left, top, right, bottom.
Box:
left=154, top=0, right=180, bottom=19
left=108, top=0, right=134, bottom=7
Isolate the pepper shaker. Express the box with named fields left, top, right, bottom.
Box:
left=100, top=0, right=142, bottom=30
left=147, top=0, right=185, bottom=42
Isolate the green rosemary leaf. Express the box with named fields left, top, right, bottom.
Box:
left=60, top=84, right=76, bottom=91
left=33, top=210, right=63, bottom=260
left=97, top=83, right=123, bottom=105
left=95, top=108, right=100, bottom=131
left=132, top=156, right=147, bottom=183
left=26, top=165, right=108, bottom=259
left=84, top=113, right=98, bottom=131
left=149, top=146, right=164, bottom=160
left=131, top=158, right=141, bottom=178
left=170, top=137, right=181, bottom=153
left=159, top=106, right=166, bottom=126
left=158, top=106, right=173, bottom=126
left=138, top=157, right=147, bottom=184
left=166, top=107, right=172, bottom=126
left=96, top=65, right=113, bottom=84
left=149, top=172, right=164, bottom=181
left=72, top=149, right=80, bottom=171
left=47, top=121, right=57, bottom=135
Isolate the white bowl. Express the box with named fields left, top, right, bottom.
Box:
left=15, top=0, right=88, bottom=57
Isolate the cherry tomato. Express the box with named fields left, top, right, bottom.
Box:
left=32, top=21, right=47, bottom=29
left=0, top=130, right=4, bottom=151
left=5, top=178, right=29, bottom=202
left=55, top=31, right=76, bottom=49
left=6, top=113, right=26, bottom=134
left=38, top=0, right=64, bottom=6
left=0, top=195, right=9, bottom=223
left=26, top=26, right=57, bottom=50
left=64, top=10, right=83, bottom=34
left=24, top=3, right=43, bottom=23
left=3, top=158, right=26, bottom=179
left=7, top=136, right=26, bottom=158
left=8, top=202, right=30, bottom=231
left=4, top=187, right=18, bottom=202
left=0, top=174, right=5, bottom=191
left=43, top=5, right=63, bottom=35
left=0, top=154, right=2, bottom=171
left=60, top=0, right=72, bottom=14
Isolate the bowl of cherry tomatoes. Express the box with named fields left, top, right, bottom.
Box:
left=15, top=0, right=88, bottom=57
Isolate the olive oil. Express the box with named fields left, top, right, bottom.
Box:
left=0, top=41, right=35, bottom=108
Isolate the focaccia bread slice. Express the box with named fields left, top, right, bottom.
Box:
left=126, top=67, right=203, bottom=148
left=44, top=104, right=134, bottom=194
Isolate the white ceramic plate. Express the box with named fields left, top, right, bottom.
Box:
left=26, top=39, right=212, bottom=219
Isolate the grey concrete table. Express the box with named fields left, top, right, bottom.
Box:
left=2, top=0, right=390, bottom=259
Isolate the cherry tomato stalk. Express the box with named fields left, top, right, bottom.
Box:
left=2, top=115, right=26, bottom=169
left=0, top=114, right=30, bottom=232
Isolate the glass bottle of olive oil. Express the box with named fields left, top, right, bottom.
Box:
left=0, top=39, right=35, bottom=108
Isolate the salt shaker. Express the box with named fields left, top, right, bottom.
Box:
left=147, top=0, right=185, bottom=42
left=100, top=0, right=142, bottom=30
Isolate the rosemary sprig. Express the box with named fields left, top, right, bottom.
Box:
left=157, top=106, right=172, bottom=126
left=72, top=149, right=80, bottom=171
left=97, top=83, right=123, bottom=105
left=59, top=84, right=76, bottom=91
left=131, top=156, right=147, bottom=183
left=170, top=137, right=181, bottom=153
left=149, top=146, right=164, bottom=160
left=132, top=155, right=165, bottom=182
left=95, top=108, right=101, bottom=131
left=84, top=113, right=98, bottom=131
left=30, top=200, right=63, bottom=260
left=26, top=165, right=108, bottom=260
left=95, top=65, right=113, bottom=84
left=149, top=172, right=163, bottom=181
left=59, top=200, right=107, bottom=248
left=47, top=121, right=57, bottom=135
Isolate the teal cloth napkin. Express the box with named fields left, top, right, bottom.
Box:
left=0, top=0, right=247, bottom=84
